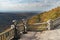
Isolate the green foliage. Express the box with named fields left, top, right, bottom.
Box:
left=28, top=7, right=60, bottom=24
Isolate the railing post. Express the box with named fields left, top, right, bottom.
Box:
left=22, top=19, right=27, bottom=34
left=47, top=19, right=53, bottom=30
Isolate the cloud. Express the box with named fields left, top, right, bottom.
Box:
left=0, top=0, right=60, bottom=12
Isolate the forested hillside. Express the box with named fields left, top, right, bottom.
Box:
left=28, top=7, right=60, bottom=24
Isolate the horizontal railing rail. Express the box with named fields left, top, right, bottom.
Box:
left=28, top=22, right=48, bottom=31
left=0, top=27, right=14, bottom=36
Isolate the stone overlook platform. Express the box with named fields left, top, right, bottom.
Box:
left=19, top=29, right=60, bottom=40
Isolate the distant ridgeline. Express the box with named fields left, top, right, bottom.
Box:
left=28, top=7, right=60, bottom=24
left=0, top=12, right=37, bottom=26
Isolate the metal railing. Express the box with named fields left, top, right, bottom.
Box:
left=27, top=22, right=48, bottom=31
left=0, top=17, right=60, bottom=40
left=0, top=27, right=14, bottom=40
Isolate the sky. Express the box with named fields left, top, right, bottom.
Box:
left=0, top=0, right=60, bottom=12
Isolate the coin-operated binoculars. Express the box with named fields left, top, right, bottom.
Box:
left=22, top=19, right=27, bottom=34
left=11, top=20, right=20, bottom=40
